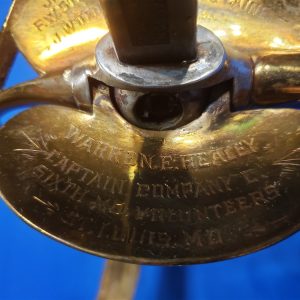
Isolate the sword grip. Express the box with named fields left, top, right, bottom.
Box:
left=99, top=0, right=198, bottom=65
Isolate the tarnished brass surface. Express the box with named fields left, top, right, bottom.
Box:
left=9, top=0, right=108, bottom=73
left=0, top=28, right=17, bottom=88
left=0, top=2, right=18, bottom=88
left=1, top=90, right=300, bottom=265
left=198, top=0, right=300, bottom=54
left=8, top=0, right=300, bottom=74
left=0, top=0, right=299, bottom=266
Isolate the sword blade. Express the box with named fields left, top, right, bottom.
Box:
left=97, top=260, right=140, bottom=300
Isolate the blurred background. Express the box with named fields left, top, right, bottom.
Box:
left=1, top=1, right=300, bottom=299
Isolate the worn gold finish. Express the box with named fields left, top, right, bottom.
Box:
left=0, top=28, right=17, bottom=88
left=0, top=2, right=18, bottom=88
left=5, top=0, right=300, bottom=111
left=7, top=0, right=300, bottom=74
left=198, top=0, right=300, bottom=55
left=9, top=0, right=108, bottom=73
left=0, top=0, right=300, bottom=266
left=1, top=91, right=300, bottom=264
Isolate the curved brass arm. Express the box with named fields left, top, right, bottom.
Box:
left=0, top=75, right=71, bottom=110
left=0, top=68, right=94, bottom=113
left=254, top=53, right=300, bottom=105
left=0, top=3, right=18, bottom=88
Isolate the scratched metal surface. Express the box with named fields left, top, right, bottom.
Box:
left=2, top=55, right=300, bottom=300
left=0, top=90, right=300, bottom=264
left=8, top=0, right=300, bottom=74
left=2, top=0, right=300, bottom=299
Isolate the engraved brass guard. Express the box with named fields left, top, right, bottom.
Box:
left=1, top=92, right=300, bottom=264
left=0, top=0, right=300, bottom=265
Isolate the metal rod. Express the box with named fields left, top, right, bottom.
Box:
left=99, top=0, right=198, bottom=64
left=97, top=260, right=140, bottom=300
left=0, top=4, right=18, bottom=89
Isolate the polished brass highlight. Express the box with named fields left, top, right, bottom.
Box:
left=254, top=54, right=300, bottom=104
left=7, top=0, right=300, bottom=74
left=8, top=0, right=108, bottom=73
left=1, top=91, right=300, bottom=264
